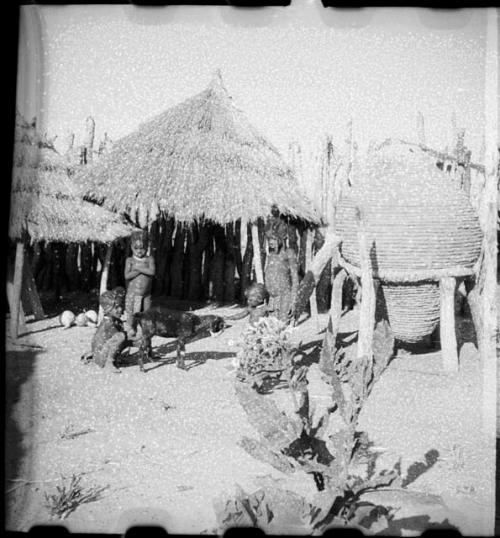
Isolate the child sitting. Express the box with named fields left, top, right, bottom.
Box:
left=124, top=230, right=156, bottom=337
left=227, top=282, right=270, bottom=326
left=81, top=288, right=127, bottom=373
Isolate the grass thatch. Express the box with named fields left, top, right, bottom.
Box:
left=74, top=71, right=320, bottom=227
left=9, top=114, right=136, bottom=244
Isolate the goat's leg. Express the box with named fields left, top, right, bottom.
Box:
left=146, top=336, right=154, bottom=363
left=139, top=334, right=152, bottom=372
left=176, top=339, right=186, bottom=369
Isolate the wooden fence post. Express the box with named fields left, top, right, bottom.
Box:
left=84, top=116, right=95, bottom=164
left=64, top=131, right=75, bottom=164
left=477, top=8, right=498, bottom=534
left=356, top=209, right=376, bottom=362
left=417, top=110, right=426, bottom=145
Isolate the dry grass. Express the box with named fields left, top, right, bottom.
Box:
left=44, top=474, right=108, bottom=520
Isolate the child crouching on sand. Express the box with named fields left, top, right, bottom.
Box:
left=81, top=287, right=128, bottom=374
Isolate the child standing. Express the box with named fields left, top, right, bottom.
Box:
left=124, top=230, right=156, bottom=336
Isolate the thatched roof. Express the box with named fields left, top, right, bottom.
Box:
left=74, top=72, right=320, bottom=227
left=10, top=115, right=136, bottom=244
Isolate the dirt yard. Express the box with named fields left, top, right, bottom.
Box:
left=5, top=298, right=496, bottom=535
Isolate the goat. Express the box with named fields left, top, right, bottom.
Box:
left=132, top=306, right=225, bottom=371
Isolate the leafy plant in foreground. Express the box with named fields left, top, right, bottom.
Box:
left=236, top=319, right=395, bottom=488
left=216, top=318, right=448, bottom=534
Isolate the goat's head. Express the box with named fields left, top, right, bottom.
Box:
left=196, top=315, right=225, bottom=337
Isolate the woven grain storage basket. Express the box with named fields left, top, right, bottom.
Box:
left=335, top=144, right=483, bottom=343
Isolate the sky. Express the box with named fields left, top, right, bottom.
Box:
left=16, top=3, right=496, bottom=166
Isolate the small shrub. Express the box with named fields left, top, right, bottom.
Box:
left=236, top=317, right=293, bottom=389
left=44, top=474, right=107, bottom=519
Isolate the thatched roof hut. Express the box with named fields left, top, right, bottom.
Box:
left=75, top=71, right=320, bottom=227
left=10, top=114, right=135, bottom=244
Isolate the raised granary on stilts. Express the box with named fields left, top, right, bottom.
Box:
left=334, top=140, right=483, bottom=372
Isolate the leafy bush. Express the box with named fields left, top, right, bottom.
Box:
left=236, top=317, right=293, bottom=389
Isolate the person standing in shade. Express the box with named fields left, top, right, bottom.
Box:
left=264, top=209, right=298, bottom=322
left=124, top=230, right=156, bottom=337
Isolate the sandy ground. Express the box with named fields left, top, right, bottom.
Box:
left=5, top=301, right=496, bottom=535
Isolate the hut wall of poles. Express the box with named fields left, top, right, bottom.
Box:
left=27, top=215, right=315, bottom=306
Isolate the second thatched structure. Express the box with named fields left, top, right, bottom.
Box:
left=8, top=114, right=137, bottom=337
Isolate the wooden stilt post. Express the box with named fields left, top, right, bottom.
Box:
left=98, top=242, right=113, bottom=323
left=251, top=222, right=264, bottom=284
left=10, top=241, right=27, bottom=338
left=329, top=268, right=347, bottom=343
left=474, top=9, right=498, bottom=534
left=439, top=277, right=459, bottom=373
left=7, top=279, right=28, bottom=338
left=356, top=209, right=376, bottom=362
